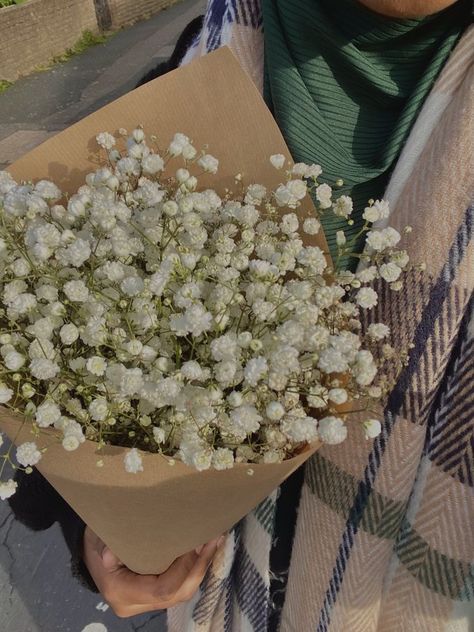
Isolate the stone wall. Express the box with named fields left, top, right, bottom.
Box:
left=0, top=0, right=98, bottom=81
left=108, top=0, right=179, bottom=28
left=0, top=0, right=179, bottom=82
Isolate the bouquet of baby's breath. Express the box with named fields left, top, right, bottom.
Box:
left=0, top=128, right=413, bottom=501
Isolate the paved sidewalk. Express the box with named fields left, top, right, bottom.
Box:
left=0, top=3, right=205, bottom=631
left=0, top=0, right=206, bottom=170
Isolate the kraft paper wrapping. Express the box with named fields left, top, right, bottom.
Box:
left=1, top=47, right=326, bottom=575
left=0, top=410, right=319, bottom=575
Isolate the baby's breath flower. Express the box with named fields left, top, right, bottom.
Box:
left=281, top=414, right=318, bottom=442
left=356, top=287, right=378, bottom=309
left=212, top=448, right=234, bottom=470
left=30, top=359, right=60, bottom=380
left=16, top=442, right=42, bottom=467
left=152, top=426, right=166, bottom=444
left=333, top=195, right=353, bottom=218
left=315, top=183, right=332, bottom=209
left=303, top=217, right=320, bottom=235
left=356, top=265, right=378, bottom=283
left=366, top=227, right=401, bottom=252
left=168, top=132, right=190, bottom=156
left=89, top=398, right=109, bottom=421
left=62, top=435, right=81, bottom=451
left=270, top=154, right=286, bottom=169
left=5, top=351, right=25, bottom=371
left=60, top=323, right=79, bottom=345
left=362, top=200, right=389, bottom=223
left=0, top=383, right=13, bottom=404
left=63, top=280, right=89, bottom=303
left=266, top=401, right=285, bottom=420
left=318, top=416, right=347, bottom=444
left=96, top=132, right=116, bottom=150
left=124, top=448, right=144, bottom=473
left=245, top=184, right=266, bottom=205
left=368, top=323, right=390, bottom=340
left=21, top=383, right=35, bottom=399
left=182, top=143, right=197, bottom=160
left=198, top=154, right=219, bottom=174
left=244, top=357, right=268, bottom=386
left=0, top=479, right=17, bottom=500
left=363, top=419, right=382, bottom=439
left=379, top=262, right=402, bottom=283
left=36, top=401, right=61, bottom=428
left=132, top=128, right=145, bottom=143
left=328, top=388, right=348, bottom=405
left=0, top=137, right=412, bottom=478
left=86, top=356, right=107, bottom=377
left=230, top=405, right=262, bottom=434
left=227, top=391, right=243, bottom=408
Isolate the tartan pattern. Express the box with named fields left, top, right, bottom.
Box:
left=306, top=450, right=474, bottom=603
left=396, top=520, right=474, bottom=601
left=167, top=4, right=474, bottom=630
left=429, top=317, right=474, bottom=487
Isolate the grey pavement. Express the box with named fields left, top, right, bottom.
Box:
left=0, top=493, right=165, bottom=632
left=0, top=2, right=205, bottom=630
left=0, top=0, right=206, bottom=170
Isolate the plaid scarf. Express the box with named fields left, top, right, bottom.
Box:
left=168, top=4, right=474, bottom=629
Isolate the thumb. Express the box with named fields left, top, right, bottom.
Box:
left=101, top=546, right=124, bottom=571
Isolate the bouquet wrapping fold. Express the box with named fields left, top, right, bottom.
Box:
left=0, top=48, right=324, bottom=575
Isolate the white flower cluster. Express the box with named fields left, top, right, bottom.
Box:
left=0, top=129, right=411, bottom=493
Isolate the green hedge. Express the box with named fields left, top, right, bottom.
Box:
left=0, top=0, right=27, bottom=8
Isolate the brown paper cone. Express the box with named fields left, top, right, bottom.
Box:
left=0, top=409, right=319, bottom=575
left=6, top=47, right=327, bottom=249
left=2, top=47, right=327, bottom=575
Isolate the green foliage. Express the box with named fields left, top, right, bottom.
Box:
left=0, top=0, right=28, bottom=8
left=51, top=30, right=110, bottom=64
left=0, top=80, right=13, bottom=94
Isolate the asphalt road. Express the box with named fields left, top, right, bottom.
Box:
left=0, top=0, right=206, bottom=170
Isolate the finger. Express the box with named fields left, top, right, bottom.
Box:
left=101, top=546, right=125, bottom=572
left=83, top=530, right=152, bottom=602
left=115, top=538, right=224, bottom=613
left=146, top=550, right=199, bottom=602
left=83, top=526, right=106, bottom=558
left=99, top=553, right=198, bottom=607
left=83, top=528, right=114, bottom=586
left=174, top=536, right=225, bottom=602
left=87, top=536, right=221, bottom=609
left=139, top=539, right=221, bottom=605
left=100, top=538, right=223, bottom=617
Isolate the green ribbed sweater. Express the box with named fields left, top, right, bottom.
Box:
left=263, top=0, right=471, bottom=268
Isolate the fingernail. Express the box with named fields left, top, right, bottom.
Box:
left=195, top=544, right=205, bottom=555
left=217, top=535, right=226, bottom=548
